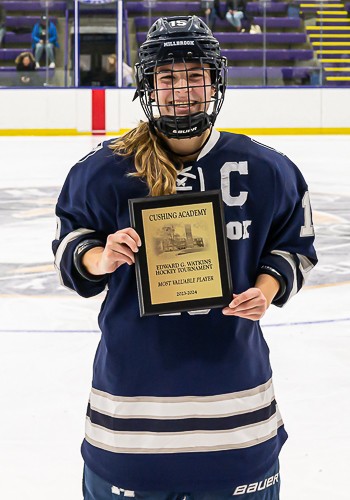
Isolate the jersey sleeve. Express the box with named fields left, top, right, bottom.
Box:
left=52, top=162, right=109, bottom=298
left=258, top=156, right=318, bottom=307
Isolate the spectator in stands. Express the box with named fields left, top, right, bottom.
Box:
left=14, top=51, right=41, bottom=86
left=226, top=0, right=251, bottom=32
left=104, top=54, right=134, bottom=87
left=31, top=15, right=58, bottom=68
left=0, top=4, right=6, bottom=47
left=286, top=1, right=300, bottom=18
left=202, top=0, right=223, bottom=31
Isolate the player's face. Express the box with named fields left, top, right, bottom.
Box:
left=152, top=61, right=214, bottom=117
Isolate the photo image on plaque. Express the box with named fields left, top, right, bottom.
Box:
left=129, top=191, right=232, bottom=316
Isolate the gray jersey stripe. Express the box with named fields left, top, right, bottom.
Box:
left=54, top=228, right=95, bottom=286
left=90, top=378, right=273, bottom=404
left=297, top=253, right=315, bottom=285
left=271, top=250, right=298, bottom=302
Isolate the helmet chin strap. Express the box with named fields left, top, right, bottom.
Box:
left=153, top=112, right=212, bottom=139
left=151, top=119, right=213, bottom=159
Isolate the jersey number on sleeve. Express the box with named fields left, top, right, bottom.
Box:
left=300, top=191, right=315, bottom=237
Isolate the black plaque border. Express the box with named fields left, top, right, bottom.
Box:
left=129, top=190, right=232, bottom=317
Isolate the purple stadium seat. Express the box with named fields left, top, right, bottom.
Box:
left=216, top=33, right=307, bottom=44
left=126, top=2, right=200, bottom=13
left=133, top=16, right=302, bottom=30
left=246, top=2, right=288, bottom=15
left=1, top=1, right=66, bottom=12
left=3, top=33, right=32, bottom=45
left=252, top=17, right=301, bottom=29
left=5, top=16, right=58, bottom=30
left=0, top=66, right=55, bottom=73
left=126, top=1, right=289, bottom=14
left=222, top=49, right=314, bottom=61
left=227, top=66, right=320, bottom=82
left=136, top=31, right=307, bottom=45
left=0, top=48, right=29, bottom=60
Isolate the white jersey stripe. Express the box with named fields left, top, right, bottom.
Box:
left=89, top=379, right=275, bottom=419
left=85, top=413, right=282, bottom=454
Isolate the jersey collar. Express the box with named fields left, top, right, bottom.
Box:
left=197, top=128, right=220, bottom=161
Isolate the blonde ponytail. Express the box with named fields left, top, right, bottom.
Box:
left=110, top=122, right=182, bottom=197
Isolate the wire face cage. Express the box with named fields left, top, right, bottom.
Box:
left=137, top=56, right=227, bottom=138
left=135, top=16, right=228, bottom=139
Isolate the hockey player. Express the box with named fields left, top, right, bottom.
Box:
left=53, top=16, right=317, bottom=500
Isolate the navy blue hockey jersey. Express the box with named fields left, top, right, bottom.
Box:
left=53, top=130, right=317, bottom=492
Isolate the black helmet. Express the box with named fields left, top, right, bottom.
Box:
left=134, top=16, right=227, bottom=139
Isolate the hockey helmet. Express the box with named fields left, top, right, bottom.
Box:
left=134, top=16, right=227, bottom=139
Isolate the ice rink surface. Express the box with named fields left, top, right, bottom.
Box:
left=0, top=134, right=349, bottom=499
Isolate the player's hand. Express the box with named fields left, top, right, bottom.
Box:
left=222, top=288, right=268, bottom=321
left=82, top=228, right=141, bottom=276
left=100, top=228, right=142, bottom=273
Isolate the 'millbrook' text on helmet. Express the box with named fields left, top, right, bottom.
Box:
left=164, top=41, right=195, bottom=47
